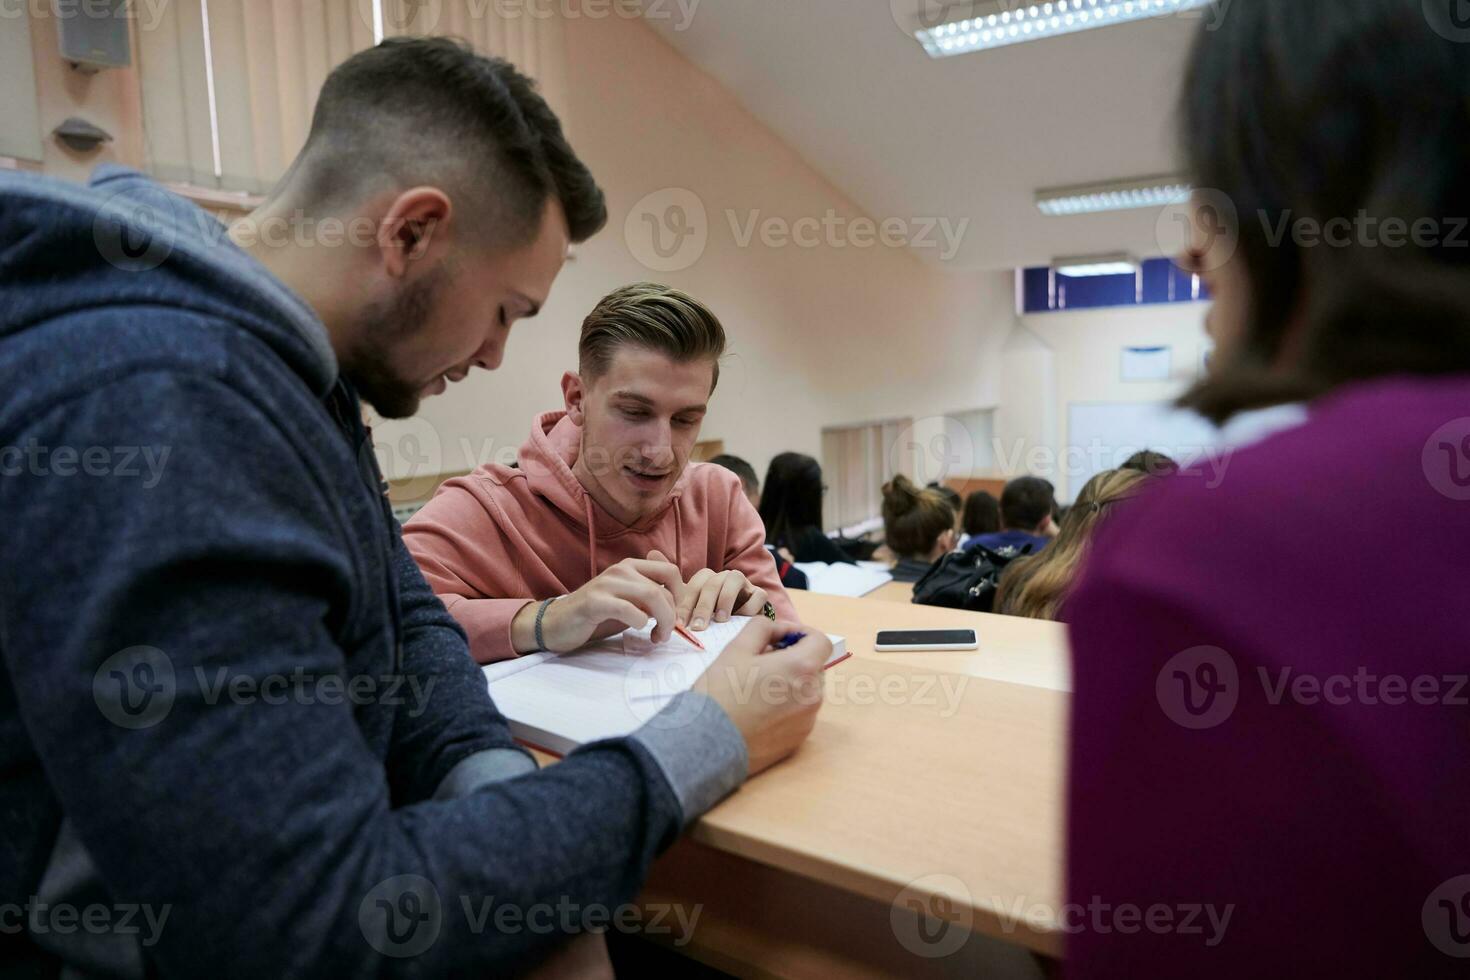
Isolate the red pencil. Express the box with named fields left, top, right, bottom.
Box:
left=673, top=623, right=706, bottom=651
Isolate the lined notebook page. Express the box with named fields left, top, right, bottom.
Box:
left=483, top=617, right=848, bottom=755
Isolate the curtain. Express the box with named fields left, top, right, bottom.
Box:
left=822, top=419, right=913, bottom=533
left=207, top=0, right=375, bottom=193
left=137, top=0, right=217, bottom=187
left=139, top=0, right=569, bottom=194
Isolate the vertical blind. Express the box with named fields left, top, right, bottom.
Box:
left=821, top=419, right=912, bottom=533
left=138, top=0, right=569, bottom=194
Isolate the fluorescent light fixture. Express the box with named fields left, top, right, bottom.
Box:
left=1036, top=175, right=1192, bottom=216
left=1054, top=252, right=1139, bottom=277
left=914, top=0, right=1215, bottom=58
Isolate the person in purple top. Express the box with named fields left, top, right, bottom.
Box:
left=1064, top=0, right=1470, bottom=975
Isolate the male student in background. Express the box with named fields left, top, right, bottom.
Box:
left=0, top=37, right=829, bottom=978
left=964, top=475, right=1058, bottom=556
left=708, top=453, right=810, bottom=591
left=404, top=283, right=799, bottom=664
left=708, top=453, right=761, bottom=511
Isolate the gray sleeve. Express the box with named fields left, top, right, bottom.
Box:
left=629, top=691, right=749, bottom=825
left=432, top=747, right=540, bottom=801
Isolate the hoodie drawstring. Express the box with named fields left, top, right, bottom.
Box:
left=584, top=495, right=597, bottom=582
left=674, top=506, right=684, bottom=572
left=580, top=476, right=682, bottom=581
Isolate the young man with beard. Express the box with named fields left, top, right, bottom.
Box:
left=0, top=36, right=827, bottom=978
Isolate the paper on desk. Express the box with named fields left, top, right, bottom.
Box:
left=792, top=561, right=894, bottom=597
left=483, top=617, right=848, bottom=756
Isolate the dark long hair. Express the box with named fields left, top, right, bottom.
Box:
left=759, top=452, right=825, bottom=548
left=1177, top=0, right=1470, bottom=423
left=962, top=490, right=1001, bottom=537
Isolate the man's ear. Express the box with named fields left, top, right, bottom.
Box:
left=377, top=187, right=453, bottom=279
left=562, top=371, right=587, bottom=426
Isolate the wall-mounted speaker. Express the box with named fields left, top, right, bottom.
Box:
left=57, top=0, right=132, bottom=73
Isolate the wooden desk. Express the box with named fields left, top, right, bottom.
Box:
left=866, top=579, right=915, bottom=604
left=628, top=592, right=1071, bottom=976
left=802, top=592, right=1072, bottom=694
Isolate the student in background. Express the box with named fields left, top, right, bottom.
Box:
left=709, top=453, right=810, bottom=591
left=709, top=454, right=761, bottom=510
left=1066, top=0, right=1470, bottom=973
left=1120, top=449, right=1178, bottom=477
left=959, top=489, right=1001, bottom=547
left=0, top=38, right=830, bottom=977
left=963, top=476, right=1056, bottom=556
left=405, top=283, right=797, bottom=663
left=994, top=468, right=1149, bottom=621
left=880, top=475, right=958, bottom=582
left=927, top=482, right=963, bottom=529
left=759, top=452, right=855, bottom=565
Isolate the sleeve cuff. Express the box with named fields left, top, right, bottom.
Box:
left=432, top=747, right=539, bottom=800
left=629, top=691, right=749, bottom=826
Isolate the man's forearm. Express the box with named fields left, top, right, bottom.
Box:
left=440, top=594, right=537, bottom=662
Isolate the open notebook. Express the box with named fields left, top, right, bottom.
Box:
left=482, top=617, right=850, bottom=757
left=793, top=561, right=894, bottom=597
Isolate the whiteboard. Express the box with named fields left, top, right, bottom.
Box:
left=1066, top=401, right=1221, bottom=494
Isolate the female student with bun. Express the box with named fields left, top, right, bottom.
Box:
left=879, top=475, right=957, bottom=582
left=995, top=468, right=1148, bottom=622
left=758, top=452, right=855, bottom=565
left=1065, top=0, right=1470, bottom=974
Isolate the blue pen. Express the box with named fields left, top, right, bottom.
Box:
left=773, top=631, right=806, bottom=650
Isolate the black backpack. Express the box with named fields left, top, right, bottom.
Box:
left=911, top=543, right=1032, bottom=613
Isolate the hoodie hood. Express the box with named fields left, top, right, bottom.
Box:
left=0, top=166, right=336, bottom=397
left=517, top=410, right=694, bottom=580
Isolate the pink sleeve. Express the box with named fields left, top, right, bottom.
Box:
left=722, top=484, right=798, bottom=621
left=402, top=477, right=531, bottom=664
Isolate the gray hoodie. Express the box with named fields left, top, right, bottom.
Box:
left=0, top=166, right=746, bottom=977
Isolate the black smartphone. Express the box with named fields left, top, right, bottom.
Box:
left=874, top=629, right=979, bottom=651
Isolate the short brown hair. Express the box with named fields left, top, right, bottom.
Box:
left=297, top=37, right=606, bottom=247
left=578, top=283, right=726, bottom=389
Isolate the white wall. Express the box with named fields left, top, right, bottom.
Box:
left=1002, top=301, right=1213, bottom=499
left=373, top=12, right=1016, bottom=487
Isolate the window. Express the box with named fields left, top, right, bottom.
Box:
left=1019, top=257, right=1211, bottom=314
left=137, top=0, right=568, bottom=195
left=0, top=7, right=44, bottom=163
left=821, top=419, right=912, bottom=534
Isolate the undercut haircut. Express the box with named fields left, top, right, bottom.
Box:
left=284, top=36, right=606, bottom=248
left=578, top=283, right=727, bottom=390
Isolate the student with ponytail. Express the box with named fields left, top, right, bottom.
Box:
left=880, top=475, right=958, bottom=582
left=994, top=468, right=1150, bottom=622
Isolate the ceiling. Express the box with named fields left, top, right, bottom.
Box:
left=642, top=0, right=1203, bottom=272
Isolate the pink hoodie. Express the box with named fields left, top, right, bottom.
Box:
left=404, top=411, right=796, bottom=663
